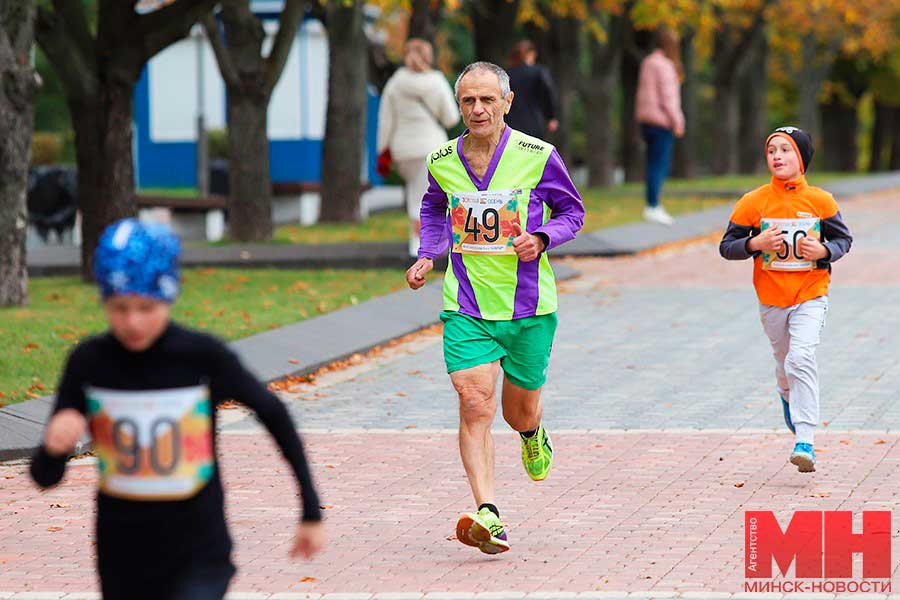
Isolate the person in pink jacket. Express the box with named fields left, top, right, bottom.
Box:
left=635, top=28, right=685, bottom=226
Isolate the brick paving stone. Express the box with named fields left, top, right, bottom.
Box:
left=3, top=190, right=899, bottom=596
left=5, top=430, right=900, bottom=594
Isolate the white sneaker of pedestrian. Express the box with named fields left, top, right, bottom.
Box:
left=643, top=205, right=675, bottom=226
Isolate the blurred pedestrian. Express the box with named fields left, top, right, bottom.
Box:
left=635, top=27, right=685, bottom=226
left=377, top=38, right=459, bottom=257
left=505, top=40, right=559, bottom=139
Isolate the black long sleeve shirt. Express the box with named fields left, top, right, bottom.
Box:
left=30, top=322, right=321, bottom=589
left=505, top=63, right=559, bottom=140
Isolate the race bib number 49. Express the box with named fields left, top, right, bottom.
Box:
left=761, top=217, right=821, bottom=271
left=451, top=189, right=521, bottom=255
left=87, top=385, right=214, bottom=501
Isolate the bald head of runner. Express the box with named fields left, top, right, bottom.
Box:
left=455, top=62, right=514, bottom=143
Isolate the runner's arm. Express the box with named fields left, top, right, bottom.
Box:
left=818, top=208, right=852, bottom=267
left=532, top=149, right=585, bottom=251
left=418, top=171, right=450, bottom=259
left=30, top=346, right=89, bottom=488
left=719, top=221, right=758, bottom=260
left=210, top=344, right=322, bottom=522
left=719, top=196, right=759, bottom=260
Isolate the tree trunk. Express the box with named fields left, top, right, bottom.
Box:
left=890, top=107, right=900, bottom=170
left=819, top=99, right=858, bottom=172
left=470, top=0, right=520, bottom=66
left=711, top=27, right=740, bottom=175
left=585, top=78, right=615, bottom=187
left=708, top=5, right=770, bottom=176
left=869, top=100, right=891, bottom=172
left=672, top=29, right=695, bottom=179
left=620, top=28, right=643, bottom=183
left=541, top=15, right=580, bottom=164
left=205, top=0, right=305, bottom=241
left=796, top=34, right=840, bottom=146
left=738, top=29, right=768, bottom=174
left=0, top=1, right=37, bottom=306
left=36, top=0, right=220, bottom=278
left=584, top=15, right=623, bottom=187
left=227, top=93, right=272, bottom=239
left=711, top=81, right=739, bottom=175
left=408, top=0, right=437, bottom=45
left=71, top=81, right=138, bottom=280
left=818, top=55, right=869, bottom=173
left=320, top=0, right=367, bottom=223
left=215, top=0, right=273, bottom=241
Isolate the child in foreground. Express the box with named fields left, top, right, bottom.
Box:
left=719, top=126, right=853, bottom=473
left=31, top=219, right=324, bottom=599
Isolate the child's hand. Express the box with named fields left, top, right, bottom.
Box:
left=798, top=236, right=829, bottom=261
left=290, top=521, right=325, bottom=560
left=44, top=409, right=87, bottom=457
left=749, top=227, right=785, bottom=253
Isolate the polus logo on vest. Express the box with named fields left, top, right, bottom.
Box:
left=430, top=147, right=454, bottom=163
left=745, top=510, right=892, bottom=593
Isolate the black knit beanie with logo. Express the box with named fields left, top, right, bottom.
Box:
left=766, top=126, right=815, bottom=173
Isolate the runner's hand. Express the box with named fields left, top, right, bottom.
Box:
left=512, top=222, right=545, bottom=262
left=798, top=236, right=828, bottom=261
left=406, top=258, right=433, bottom=290
left=290, top=521, right=325, bottom=560
left=44, top=409, right=87, bottom=457
left=748, top=227, right=785, bottom=254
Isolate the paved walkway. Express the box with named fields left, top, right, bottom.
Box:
left=25, top=173, right=900, bottom=275
left=2, top=189, right=900, bottom=597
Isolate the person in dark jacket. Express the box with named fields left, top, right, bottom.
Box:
left=505, top=40, right=559, bottom=139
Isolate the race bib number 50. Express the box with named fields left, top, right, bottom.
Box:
left=87, top=385, right=214, bottom=501
left=761, top=217, right=821, bottom=271
left=451, top=189, right=522, bottom=255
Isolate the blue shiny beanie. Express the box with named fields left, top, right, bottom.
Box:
left=93, top=219, right=181, bottom=302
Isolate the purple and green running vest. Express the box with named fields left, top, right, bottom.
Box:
left=427, top=129, right=559, bottom=321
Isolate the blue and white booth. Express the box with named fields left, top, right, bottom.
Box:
left=133, top=2, right=381, bottom=190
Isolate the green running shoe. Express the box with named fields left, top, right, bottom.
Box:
left=521, top=425, right=553, bottom=481
left=456, top=507, right=509, bottom=554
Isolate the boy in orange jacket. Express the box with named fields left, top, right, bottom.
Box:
left=719, top=127, right=853, bottom=473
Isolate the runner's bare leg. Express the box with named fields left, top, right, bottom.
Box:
left=451, top=361, right=501, bottom=505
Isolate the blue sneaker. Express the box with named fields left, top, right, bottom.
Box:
left=781, top=396, right=795, bottom=434
left=790, top=442, right=816, bottom=473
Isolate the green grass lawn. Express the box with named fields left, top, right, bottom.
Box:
left=137, top=187, right=200, bottom=198
left=0, top=268, right=405, bottom=406
left=270, top=192, right=731, bottom=245
left=271, top=210, right=409, bottom=245
left=200, top=172, right=858, bottom=246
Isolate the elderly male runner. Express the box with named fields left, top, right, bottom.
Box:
left=406, top=61, right=584, bottom=554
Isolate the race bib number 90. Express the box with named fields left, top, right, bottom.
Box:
left=761, top=217, right=821, bottom=271
left=87, top=385, right=214, bottom=501
left=451, top=189, right=521, bottom=255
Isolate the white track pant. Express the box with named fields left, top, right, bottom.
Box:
left=759, top=296, right=828, bottom=445
left=396, top=157, right=429, bottom=258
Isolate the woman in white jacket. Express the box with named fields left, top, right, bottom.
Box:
left=377, top=39, right=459, bottom=257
